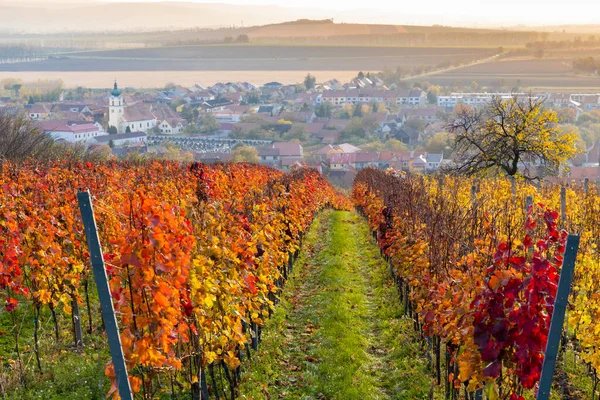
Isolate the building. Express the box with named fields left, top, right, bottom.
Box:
left=437, top=92, right=541, bottom=109
left=426, top=153, right=444, bottom=170
left=257, top=147, right=281, bottom=167
left=399, top=108, right=439, bottom=123
left=273, top=142, right=303, bottom=159
left=94, top=131, right=147, bottom=147
left=214, top=110, right=243, bottom=123
left=28, top=104, right=51, bottom=120
left=108, top=81, right=156, bottom=134
left=39, top=120, right=107, bottom=143
left=108, top=81, right=184, bottom=134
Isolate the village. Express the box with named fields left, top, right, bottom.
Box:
left=1, top=74, right=599, bottom=185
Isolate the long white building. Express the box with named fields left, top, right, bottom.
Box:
left=437, top=92, right=540, bottom=109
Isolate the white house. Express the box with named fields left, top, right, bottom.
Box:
left=39, top=120, right=107, bottom=143
left=426, top=153, right=444, bottom=170
left=437, top=92, right=541, bottom=109
left=157, top=119, right=184, bottom=134
left=214, top=110, right=243, bottom=123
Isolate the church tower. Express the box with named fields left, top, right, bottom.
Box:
left=108, top=81, right=124, bottom=133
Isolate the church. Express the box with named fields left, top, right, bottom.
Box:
left=108, top=81, right=184, bottom=135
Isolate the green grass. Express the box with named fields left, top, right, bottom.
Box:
left=238, top=210, right=431, bottom=400
left=0, top=285, right=112, bottom=400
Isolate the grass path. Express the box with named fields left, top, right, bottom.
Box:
left=238, top=210, right=432, bottom=400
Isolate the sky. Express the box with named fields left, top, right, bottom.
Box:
left=102, top=0, right=599, bottom=26
left=4, top=0, right=599, bottom=27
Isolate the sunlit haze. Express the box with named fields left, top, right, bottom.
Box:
left=103, top=0, right=599, bottom=26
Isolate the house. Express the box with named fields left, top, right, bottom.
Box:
left=273, top=142, right=303, bottom=159
left=313, top=143, right=361, bottom=161
left=371, top=112, right=390, bottom=128
left=279, top=111, right=316, bottom=123
left=200, top=99, right=234, bottom=112
left=214, top=110, right=243, bottom=123
left=257, top=147, right=281, bottom=167
left=28, top=103, right=51, bottom=120
left=153, top=104, right=185, bottom=134
left=392, top=126, right=422, bottom=146
left=51, top=103, right=91, bottom=115
left=547, top=93, right=574, bottom=108
left=394, top=151, right=428, bottom=171
left=426, top=153, right=444, bottom=170
left=411, top=154, right=428, bottom=171
left=580, top=95, right=600, bottom=110
left=378, top=152, right=395, bottom=169
left=315, top=130, right=340, bottom=144
left=257, top=105, right=275, bottom=114
left=39, top=120, right=107, bottom=143
left=94, top=131, right=147, bottom=147
left=329, top=152, right=356, bottom=171
left=322, top=90, right=348, bottom=106
left=157, top=118, right=184, bottom=134
left=294, top=92, right=322, bottom=106
left=353, top=152, right=379, bottom=169
left=407, top=89, right=427, bottom=107
left=400, top=108, right=438, bottom=123
left=193, top=91, right=216, bottom=102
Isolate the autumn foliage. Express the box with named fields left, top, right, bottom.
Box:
left=353, top=168, right=597, bottom=399
left=0, top=160, right=349, bottom=398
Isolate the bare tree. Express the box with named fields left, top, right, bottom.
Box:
left=0, top=111, right=54, bottom=161
left=0, top=111, right=114, bottom=162
left=446, top=96, right=578, bottom=179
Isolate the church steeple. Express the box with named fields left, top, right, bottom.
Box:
left=111, top=80, right=121, bottom=97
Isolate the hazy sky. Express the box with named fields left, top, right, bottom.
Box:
left=100, top=0, right=599, bottom=26
left=5, top=0, right=599, bottom=27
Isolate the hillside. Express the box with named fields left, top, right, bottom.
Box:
left=1, top=19, right=558, bottom=49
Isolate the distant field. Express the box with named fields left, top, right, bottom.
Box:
left=0, top=45, right=495, bottom=72
left=0, top=70, right=361, bottom=89
left=420, top=58, right=600, bottom=90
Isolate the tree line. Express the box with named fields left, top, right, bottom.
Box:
left=253, top=31, right=544, bottom=47
left=573, top=56, right=599, bottom=74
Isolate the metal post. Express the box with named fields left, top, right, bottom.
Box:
left=536, top=234, right=580, bottom=400
left=560, top=186, right=566, bottom=229
left=72, top=298, right=83, bottom=348
left=77, top=191, right=133, bottom=400
left=525, top=195, right=533, bottom=214
left=584, top=177, right=589, bottom=195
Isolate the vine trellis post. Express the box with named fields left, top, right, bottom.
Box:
left=78, top=190, right=133, bottom=400
left=537, top=234, right=580, bottom=400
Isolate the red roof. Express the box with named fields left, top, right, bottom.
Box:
left=273, top=142, right=302, bottom=157
left=379, top=151, right=394, bottom=161
left=330, top=153, right=356, bottom=164
left=354, top=152, right=379, bottom=163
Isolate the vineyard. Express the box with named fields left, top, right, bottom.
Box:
left=0, top=160, right=349, bottom=399
left=353, top=169, right=599, bottom=400
left=1, top=160, right=599, bottom=399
